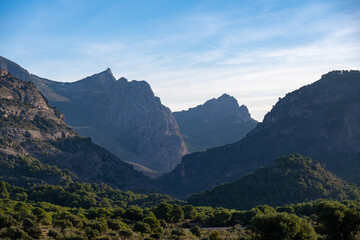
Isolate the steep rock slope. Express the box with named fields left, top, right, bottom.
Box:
left=157, top=70, right=360, bottom=197
left=188, top=154, right=360, bottom=210
left=174, top=94, right=258, bottom=152
left=0, top=69, right=150, bottom=190
left=0, top=56, right=186, bottom=173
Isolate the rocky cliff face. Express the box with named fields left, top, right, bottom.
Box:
left=174, top=94, right=258, bottom=152
left=157, top=70, right=360, bottom=197
left=0, top=69, right=150, bottom=190
left=107, top=78, right=186, bottom=173
left=0, top=56, right=186, bottom=174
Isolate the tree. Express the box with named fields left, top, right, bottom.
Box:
left=209, top=231, right=223, bottom=240
left=190, top=225, right=201, bottom=237
left=172, top=204, right=184, bottom=223
left=183, top=205, right=198, bottom=219
left=214, top=208, right=231, bottom=226
left=316, top=200, right=360, bottom=240
left=154, top=203, right=173, bottom=222
left=124, top=206, right=143, bottom=221
left=250, top=212, right=317, bottom=240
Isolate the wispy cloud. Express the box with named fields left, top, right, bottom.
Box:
left=1, top=0, right=359, bottom=121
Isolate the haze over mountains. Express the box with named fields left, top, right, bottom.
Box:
left=1, top=56, right=360, bottom=204
left=157, top=70, right=360, bottom=197
left=0, top=69, right=150, bottom=190
left=174, top=94, right=258, bottom=152
left=0, top=56, right=258, bottom=175
left=0, top=56, right=186, bottom=174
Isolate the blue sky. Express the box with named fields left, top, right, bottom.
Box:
left=1, top=0, right=359, bottom=120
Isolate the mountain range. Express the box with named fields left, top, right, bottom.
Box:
left=174, top=94, right=258, bottom=153
left=156, top=70, right=360, bottom=197
left=0, top=56, right=186, bottom=174
left=0, top=69, right=150, bottom=190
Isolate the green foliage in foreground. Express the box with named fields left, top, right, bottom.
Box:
left=0, top=181, right=360, bottom=239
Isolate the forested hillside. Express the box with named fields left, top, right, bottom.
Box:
left=188, top=154, right=360, bottom=210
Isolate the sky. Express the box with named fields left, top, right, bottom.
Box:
left=1, top=0, right=359, bottom=121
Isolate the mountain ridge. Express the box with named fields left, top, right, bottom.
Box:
left=157, top=70, right=360, bottom=197
left=0, top=56, right=186, bottom=174
left=174, top=93, right=257, bottom=152
left=0, top=69, right=151, bottom=190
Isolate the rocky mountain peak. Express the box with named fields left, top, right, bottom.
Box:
left=173, top=94, right=258, bottom=153
left=108, top=78, right=186, bottom=173
left=77, top=68, right=116, bottom=86
left=117, top=77, right=128, bottom=84
left=197, top=93, right=251, bottom=121
left=0, top=56, right=32, bottom=82
left=205, top=93, right=239, bottom=108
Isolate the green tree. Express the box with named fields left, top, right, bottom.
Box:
left=316, top=200, right=360, bottom=240
left=172, top=204, right=184, bottom=223
left=154, top=203, right=173, bottom=222
left=250, top=212, right=317, bottom=240
left=124, top=206, right=143, bottom=221
left=209, top=231, right=223, bottom=240
left=190, top=225, right=201, bottom=237
left=183, top=205, right=198, bottom=219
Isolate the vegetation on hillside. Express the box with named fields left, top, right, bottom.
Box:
left=188, top=154, right=360, bottom=210
left=0, top=180, right=360, bottom=239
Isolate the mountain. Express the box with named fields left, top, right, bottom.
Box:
left=0, top=69, right=150, bottom=190
left=174, top=94, right=258, bottom=152
left=188, top=154, right=360, bottom=210
left=156, top=70, right=360, bottom=197
left=0, top=56, right=186, bottom=174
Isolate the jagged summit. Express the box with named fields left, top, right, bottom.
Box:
left=0, top=71, right=150, bottom=189
left=0, top=56, right=33, bottom=82
left=158, top=70, right=360, bottom=197
left=174, top=94, right=257, bottom=153
left=0, top=56, right=186, bottom=174
left=117, top=76, right=128, bottom=84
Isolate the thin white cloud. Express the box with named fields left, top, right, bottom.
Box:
left=1, top=1, right=359, bottom=121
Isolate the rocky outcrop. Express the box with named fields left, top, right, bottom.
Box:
left=174, top=94, right=258, bottom=152
left=52, top=73, right=186, bottom=174
left=0, top=56, right=186, bottom=174
left=0, top=70, right=150, bottom=190
left=106, top=78, right=186, bottom=173
left=157, top=70, right=360, bottom=197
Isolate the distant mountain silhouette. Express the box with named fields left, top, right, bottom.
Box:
left=157, top=70, right=360, bottom=197
left=0, top=56, right=186, bottom=174
left=174, top=94, right=257, bottom=152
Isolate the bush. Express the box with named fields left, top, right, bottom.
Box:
left=134, top=221, right=151, bottom=234
left=190, top=225, right=201, bottom=237
left=250, top=212, right=317, bottom=240
left=209, top=231, right=223, bottom=240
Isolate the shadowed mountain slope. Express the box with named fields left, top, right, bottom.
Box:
left=0, top=69, right=150, bottom=190
left=174, top=94, right=257, bottom=152
left=0, top=56, right=186, bottom=174
left=157, top=70, right=360, bottom=197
